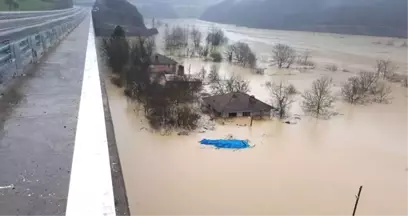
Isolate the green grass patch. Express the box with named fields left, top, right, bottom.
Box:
left=0, top=0, right=61, bottom=11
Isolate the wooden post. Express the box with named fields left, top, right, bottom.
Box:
left=250, top=116, right=253, bottom=127
left=352, top=186, right=363, bottom=216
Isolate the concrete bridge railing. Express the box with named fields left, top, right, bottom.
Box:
left=0, top=9, right=87, bottom=89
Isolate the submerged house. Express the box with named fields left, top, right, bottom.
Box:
left=149, top=54, right=178, bottom=74
left=203, top=92, right=274, bottom=118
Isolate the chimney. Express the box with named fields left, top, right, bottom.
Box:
left=249, top=95, right=256, bottom=104
left=177, top=65, right=185, bottom=76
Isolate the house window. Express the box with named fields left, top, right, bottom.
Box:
left=243, top=112, right=251, bottom=117
left=229, top=113, right=237, bottom=117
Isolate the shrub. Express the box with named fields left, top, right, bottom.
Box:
left=403, top=77, right=408, bottom=88
left=326, top=64, right=338, bottom=72
left=210, top=51, right=222, bottom=62
left=375, top=59, right=398, bottom=79
left=286, top=83, right=298, bottom=95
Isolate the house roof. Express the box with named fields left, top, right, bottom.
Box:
left=203, top=92, right=274, bottom=113
left=150, top=54, right=178, bottom=65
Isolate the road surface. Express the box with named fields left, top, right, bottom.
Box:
left=0, top=13, right=129, bottom=215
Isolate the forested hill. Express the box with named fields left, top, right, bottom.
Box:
left=92, top=0, right=158, bottom=36
left=200, top=0, right=408, bottom=38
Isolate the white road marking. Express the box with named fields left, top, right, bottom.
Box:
left=66, top=18, right=115, bottom=216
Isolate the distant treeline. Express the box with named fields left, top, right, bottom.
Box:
left=200, top=0, right=408, bottom=38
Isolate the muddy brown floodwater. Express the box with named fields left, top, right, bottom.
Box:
left=104, top=19, right=407, bottom=215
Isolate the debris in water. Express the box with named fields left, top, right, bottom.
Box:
left=203, top=126, right=215, bottom=131
left=177, top=131, right=189, bottom=136
left=284, top=118, right=298, bottom=125
left=225, top=134, right=234, bottom=139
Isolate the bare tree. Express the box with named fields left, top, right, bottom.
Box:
left=190, top=27, right=202, bottom=49
left=372, top=81, right=392, bottom=103
left=223, top=74, right=250, bottom=94
left=164, top=25, right=189, bottom=51
left=209, top=71, right=250, bottom=95
left=297, top=50, right=311, bottom=65
left=224, top=44, right=235, bottom=63
left=230, top=42, right=257, bottom=68
left=375, top=59, right=398, bottom=79
left=143, top=36, right=156, bottom=57
left=297, top=50, right=316, bottom=68
left=197, top=67, right=207, bottom=81
left=206, top=27, right=228, bottom=47
left=199, top=45, right=210, bottom=58
left=341, top=71, right=392, bottom=104
left=247, top=51, right=257, bottom=68
left=341, top=76, right=362, bottom=104
left=302, top=76, right=335, bottom=117
left=265, top=81, right=294, bottom=119
left=358, top=71, right=379, bottom=94
left=272, top=43, right=296, bottom=69
left=207, top=65, right=220, bottom=84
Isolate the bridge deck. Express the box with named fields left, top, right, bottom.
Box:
left=0, top=16, right=89, bottom=215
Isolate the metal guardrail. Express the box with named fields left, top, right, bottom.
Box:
left=0, top=7, right=77, bottom=20
left=0, top=10, right=87, bottom=86
left=0, top=8, right=81, bottom=32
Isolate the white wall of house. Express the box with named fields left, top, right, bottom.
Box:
left=220, top=111, right=271, bottom=118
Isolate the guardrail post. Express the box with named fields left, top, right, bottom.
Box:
left=0, top=40, right=16, bottom=84
left=12, top=37, right=33, bottom=75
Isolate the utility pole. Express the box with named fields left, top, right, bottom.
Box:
left=352, top=186, right=363, bottom=216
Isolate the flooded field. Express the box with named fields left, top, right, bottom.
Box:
left=104, top=19, right=407, bottom=215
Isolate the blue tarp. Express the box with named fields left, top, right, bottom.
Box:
left=200, top=139, right=250, bottom=149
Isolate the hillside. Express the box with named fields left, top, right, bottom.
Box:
left=130, top=0, right=220, bottom=18
left=92, top=0, right=157, bottom=36
left=200, top=0, right=408, bottom=38
left=138, top=2, right=178, bottom=19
